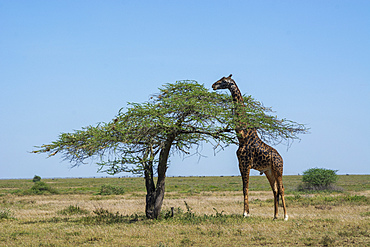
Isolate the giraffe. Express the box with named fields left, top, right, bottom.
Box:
left=212, top=74, right=288, bottom=221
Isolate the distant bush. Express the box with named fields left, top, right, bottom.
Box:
left=97, top=185, right=125, bottom=195
left=298, top=168, right=339, bottom=191
left=24, top=181, right=59, bottom=195
left=32, top=175, right=41, bottom=182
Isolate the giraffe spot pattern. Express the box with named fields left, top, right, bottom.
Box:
left=212, top=74, right=288, bottom=220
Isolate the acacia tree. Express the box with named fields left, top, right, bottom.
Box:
left=33, top=80, right=307, bottom=219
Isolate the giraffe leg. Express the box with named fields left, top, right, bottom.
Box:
left=240, top=166, right=251, bottom=217
left=276, top=175, right=288, bottom=221
left=264, top=169, right=278, bottom=220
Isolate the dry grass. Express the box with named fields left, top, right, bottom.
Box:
left=1, top=189, right=369, bottom=246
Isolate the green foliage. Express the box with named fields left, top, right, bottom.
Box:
left=299, top=168, right=339, bottom=191
left=32, top=175, right=41, bottom=182
left=33, top=80, right=308, bottom=175
left=24, top=181, right=58, bottom=195
left=96, top=184, right=125, bottom=195
left=303, top=168, right=339, bottom=186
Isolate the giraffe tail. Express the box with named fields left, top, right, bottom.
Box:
left=276, top=183, right=280, bottom=206
left=276, top=185, right=285, bottom=206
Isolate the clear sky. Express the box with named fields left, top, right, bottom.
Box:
left=1, top=1, right=369, bottom=179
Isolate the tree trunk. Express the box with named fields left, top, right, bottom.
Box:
left=144, top=163, right=167, bottom=220
left=144, top=135, right=174, bottom=219
left=144, top=163, right=156, bottom=219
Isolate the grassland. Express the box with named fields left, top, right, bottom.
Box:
left=0, top=175, right=369, bottom=246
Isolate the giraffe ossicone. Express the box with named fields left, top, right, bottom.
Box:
left=212, top=75, right=288, bottom=221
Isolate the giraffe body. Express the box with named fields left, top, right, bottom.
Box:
left=212, top=74, right=288, bottom=220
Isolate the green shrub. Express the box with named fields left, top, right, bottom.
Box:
left=97, top=184, right=125, bottom=195
left=25, top=181, right=59, bottom=195
left=299, top=168, right=339, bottom=191
left=32, top=175, right=41, bottom=182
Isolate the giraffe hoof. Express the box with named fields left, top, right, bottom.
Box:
left=243, top=212, right=250, bottom=217
left=284, top=215, right=289, bottom=221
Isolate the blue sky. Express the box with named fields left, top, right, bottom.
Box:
left=1, top=1, right=369, bottom=179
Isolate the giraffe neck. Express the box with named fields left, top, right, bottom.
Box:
left=229, top=83, right=244, bottom=103
left=228, top=83, right=257, bottom=140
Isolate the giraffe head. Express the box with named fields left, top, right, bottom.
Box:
left=212, top=74, right=235, bottom=90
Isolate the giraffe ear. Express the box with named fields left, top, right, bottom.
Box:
left=228, top=74, right=232, bottom=78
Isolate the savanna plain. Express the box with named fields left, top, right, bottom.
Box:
left=0, top=175, right=369, bottom=246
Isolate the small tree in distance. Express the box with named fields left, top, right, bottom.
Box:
left=32, top=175, right=41, bottom=182
left=33, top=80, right=308, bottom=219
left=299, top=167, right=339, bottom=191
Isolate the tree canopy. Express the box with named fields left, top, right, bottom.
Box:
left=34, top=81, right=306, bottom=170
left=33, top=80, right=308, bottom=218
